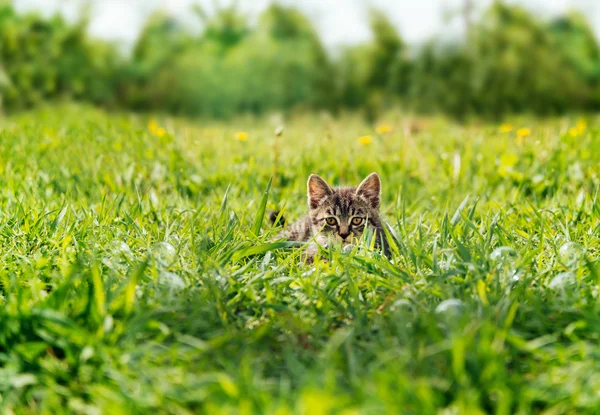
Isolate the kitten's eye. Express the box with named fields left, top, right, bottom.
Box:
left=351, top=217, right=364, bottom=226
left=325, top=217, right=337, bottom=226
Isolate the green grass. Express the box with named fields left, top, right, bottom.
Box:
left=0, top=104, right=599, bottom=414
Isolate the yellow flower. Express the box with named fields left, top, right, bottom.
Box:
left=499, top=123, right=513, bottom=133
left=567, top=120, right=586, bottom=138
left=358, top=135, right=373, bottom=145
left=516, top=128, right=531, bottom=138
left=148, top=119, right=158, bottom=133
left=568, top=127, right=579, bottom=137
left=234, top=131, right=248, bottom=141
left=148, top=119, right=167, bottom=137
left=576, top=119, right=587, bottom=135
left=375, top=123, right=392, bottom=134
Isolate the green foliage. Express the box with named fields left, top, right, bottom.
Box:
left=337, top=10, right=408, bottom=118
left=469, top=3, right=588, bottom=115
left=408, top=41, right=475, bottom=118
left=0, top=6, right=122, bottom=110
left=366, top=9, right=405, bottom=92
left=409, top=3, right=600, bottom=118
left=548, top=11, right=600, bottom=108
left=122, top=4, right=333, bottom=117
left=120, top=12, right=191, bottom=111
left=0, top=104, right=599, bottom=412
left=0, top=3, right=600, bottom=118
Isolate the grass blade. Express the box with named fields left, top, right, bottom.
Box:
left=251, top=177, right=272, bottom=236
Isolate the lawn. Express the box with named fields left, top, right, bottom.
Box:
left=0, top=104, right=598, bottom=414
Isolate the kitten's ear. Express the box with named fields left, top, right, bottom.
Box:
left=307, top=174, right=333, bottom=209
left=356, top=172, right=381, bottom=209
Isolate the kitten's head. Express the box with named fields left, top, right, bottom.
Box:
left=307, top=172, right=381, bottom=244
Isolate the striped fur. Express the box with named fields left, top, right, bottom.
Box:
left=275, top=172, right=390, bottom=260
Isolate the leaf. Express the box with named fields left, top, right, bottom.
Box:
left=449, top=228, right=471, bottom=262
left=11, top=374, right=38, bottom=388
left=477, top=279, right=488, bottom=306
left=503, top=301, right=519, bottom=330
left=451, top=195, right=470, bottom=226
left=124, top=259, right=149, bottom=314
left=91, top=260, right=105, bottom=317
left=219, top=184, right=231, bottom=220
left=231, top=241, right=300, bottom=262
left=585, top=255, right=599, bottom=285
left=51, top=204, right=68, bottom=232
left=251, top=177, right=272, bottom=236
left=216, top=373, right=239, bottom=398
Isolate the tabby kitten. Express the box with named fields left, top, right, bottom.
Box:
left=276, top=172, right=390, bottom=259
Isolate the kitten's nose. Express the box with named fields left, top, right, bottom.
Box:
left=339, top=232, right=350, bottom=240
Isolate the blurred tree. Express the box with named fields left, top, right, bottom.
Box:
left=126, top=4, right=333, bottom=117
left=548, top=11, right=600, bottom=108
left=0, top=5, right=122, bottom=110
left=367, top=10, right=404, bottom=92
left=193, top=3, right=249, bottom=51
left=0, top=2, right=598, bottom=119
left=338, top=10, right=408, bottom=120
left=409, top=3, right=593, bottom=118
left=408, top=41, right=475, bottom=118
left=121, top=11, right=189, bottom=110
left=468, top=3, right=587, bottom=116
left=254, top=4, right=334, bottom=111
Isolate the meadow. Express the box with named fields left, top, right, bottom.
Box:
left=0, top=104, right=598, bottom=414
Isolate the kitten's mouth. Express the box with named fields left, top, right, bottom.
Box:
left=336, top=236, right=355, bottom=245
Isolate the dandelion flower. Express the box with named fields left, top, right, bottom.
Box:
left=568, top=127, right=579, bottom=137
left=576, top=119, right=587, bottom=135
left=516, top=128, right=531, bottom=138
left=148, top=119, right=159, bottom=134
left=376, top=124, right=392, bottom=134
left=499, top=123, right=513, bottom=133
left=148, top=119, right=167, bottom=137
left=235, top=131, right=248, bottom=141
left=358, top=135, right=373, bottom=145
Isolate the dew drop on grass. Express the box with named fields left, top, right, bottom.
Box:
left=342, top=244, right=355, bottom=253
left=149, top=242, right=177, bottom=268
left=301, top=269, right=315, bottom=277
left=135, top=285, right=143, bottom=298
left=490, top=247, right=521, bottom=284
left=559, top=242, right=584, bottom=268
left=439, top=253, right=456, bottom=271
left=158, top=271, right=185, bottom=290
left=548, top=271, right=576, bottom=289
left=490, top=246, right=519, bottom=268
left=435, top=299, right=463, bottom=315
left=103, top=315, right=114, bottom=334
left=103, top=240, right=133, bottom=274
left=509, top=270, right=523, bottom=282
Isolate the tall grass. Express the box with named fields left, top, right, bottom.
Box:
left=0, top=104, right=598, bottom=413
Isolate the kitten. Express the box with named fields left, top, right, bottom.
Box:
left=275, top=172, right=390, bottom=260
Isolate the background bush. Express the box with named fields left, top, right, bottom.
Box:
left=0, top=2, right=599, bottom=118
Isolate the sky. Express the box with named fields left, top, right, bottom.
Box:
left=14, top=0, right=600, bottom=49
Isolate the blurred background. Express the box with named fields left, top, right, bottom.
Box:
left=3, top=0, right=600, bottom=119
